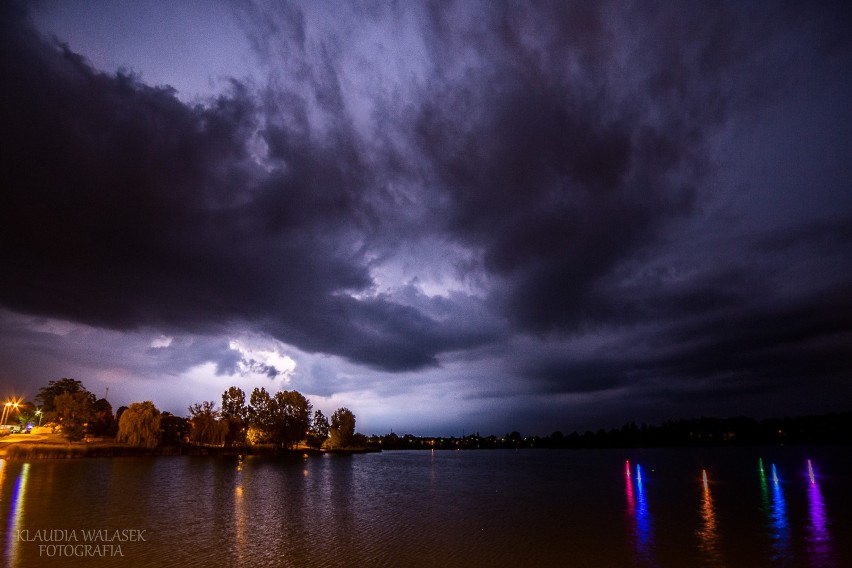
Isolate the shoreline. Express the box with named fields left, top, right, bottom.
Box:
left=0, top=437, right=380, bottom=461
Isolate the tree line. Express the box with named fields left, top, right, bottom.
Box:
left=31, top=378, right=359, bottom=451
left=369, top=413, right=852, bottom=450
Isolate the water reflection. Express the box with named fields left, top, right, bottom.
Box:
left=806, top=461, right=835, bottom=567
left=234, top=456, right=247, bottom=565
left=625, top=463, right=655, bottom=566
left=4, top=463, right=29, bottom=568
left=768, top=464, right=791, bottom=563
left=697, top=469, right=723, bottom=567
left=625, top=461, right=636, bottom=513
left=759, top=459, right=771, bottom=516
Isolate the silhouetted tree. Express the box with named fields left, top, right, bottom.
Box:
left=221, top=386, right=248, bottom=445
left=273, top=390, right=311, bottom=449
left=307, top=409, right=330, bottom=449
left=222, top=387, right=248, bottom=421
left=36, top=378, right=90, bottom=412
left=89, top=398, right=115, bottom=436
left=329, top=407, right=356, bottom=448
left=160, top=413, right=190, bottom=446
left=54, top=391, right=96, bottom=442
left=117, top=401, right=161, bottom=448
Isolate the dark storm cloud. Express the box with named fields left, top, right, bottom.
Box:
left=520, top=214, right=852, bottom=402
left=0, top=3, right=490, bottom=371
left=413, top=3, right=709, bottom=332
left=413, top=1, right=852, bottom=335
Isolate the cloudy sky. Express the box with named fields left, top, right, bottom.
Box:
left=1, top=1, right=850, bottom=435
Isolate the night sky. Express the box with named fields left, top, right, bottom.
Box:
left=1, top=1, right=851, bottom=435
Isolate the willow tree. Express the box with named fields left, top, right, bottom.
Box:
left=117, top=401, right=161, bottom=448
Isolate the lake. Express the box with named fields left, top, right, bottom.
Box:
left=1, top=446, right=850, bottom=567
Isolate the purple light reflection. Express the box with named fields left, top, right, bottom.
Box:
left=806, top=462, right=835, bottom=567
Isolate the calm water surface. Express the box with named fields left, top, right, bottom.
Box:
left=1, top=446, right=850, bottom=567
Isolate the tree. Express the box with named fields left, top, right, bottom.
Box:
left=273, top=390, right=311, bottom=449
left=117, top=401, right=161, bottom=448
left=307, top=409, right=330, bottom=449
left=89, top=398, right=115, bottom=437
left=36, top=378, right=95, bottom=428
left=160, top=413, right=190, bottom=446
left=221, top=386, right=248, bottom=446
left=247, top=388, right=312, bottom=448
left=36, top=378, right=92, bottom=411
left=248, top=387, right=275, bottom=443
left=222, top=387, right=248, bottom=422
left=16, top=411, right=34, bottom=430
left=54, top=391, right=96, bottom=442
left=115, top=405, right=129, bottom=423
left=330, top=407, right=356, bottom=449
left=188, top=401, right=227, bottom=445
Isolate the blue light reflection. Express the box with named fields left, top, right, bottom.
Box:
left=625, top=463, right=655, bottom=566
left=4, top=463, right=29, bottom=568
left=768, top=464, right=791, bottom=563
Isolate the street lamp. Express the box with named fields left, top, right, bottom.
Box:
left=1, top=402, right=12, bottom=428
left=1, top=401, right=21, bottom=429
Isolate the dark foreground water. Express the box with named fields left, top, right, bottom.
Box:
left=1, top=446, right=850, bottom=567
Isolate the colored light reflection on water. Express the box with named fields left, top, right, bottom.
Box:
left=759, top=458, right=770, bottom=508
left=697, top=469, right=723, bottom=566
left=805, top=462, right=835, bottom=567
left=768, top=464, right=791, bottom=562
left=625, top=463, right=655, bottom=565
left=4, top=463, right=30, bottom=568
left=234, top=457, right=247, bottom=564
left=625, top=462, right=636, bottom=511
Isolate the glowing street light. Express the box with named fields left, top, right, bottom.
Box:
left=2, top=400, right=21, bottom=429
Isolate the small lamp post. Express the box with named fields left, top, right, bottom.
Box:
left=1, top=402, right=11, bottom=427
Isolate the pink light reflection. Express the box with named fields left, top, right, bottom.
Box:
left=806, top=463, right=835, bottom=567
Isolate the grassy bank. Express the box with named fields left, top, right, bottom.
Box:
left=1, top=442, right=379, bottom=460
left=3, top=443, right=163, bottom=460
